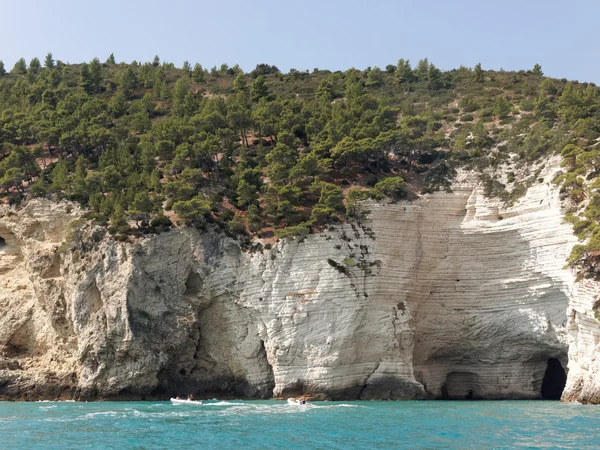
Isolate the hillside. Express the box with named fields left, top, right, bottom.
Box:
left=1, top=55, right=599, bottom=273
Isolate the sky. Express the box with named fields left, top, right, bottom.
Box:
left=0, top=0, right=597, bottom=82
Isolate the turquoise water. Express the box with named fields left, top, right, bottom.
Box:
left=1, top=400, right=598, bottom=449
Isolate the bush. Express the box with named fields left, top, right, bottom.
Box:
left=228, top=214, right=246, bottom=234
left=221, top=209, right=235, bottom=222
left=373, top=176, right=406, bottom=199
left=460, top=114, right=474, bottom=122
left=275, top=225, right=310, bottom=239
left=150, top=214, right=173, bottom=229
left=520, top=99, right=534, bottom=111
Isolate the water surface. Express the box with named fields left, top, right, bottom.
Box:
left=1, top=400, right=598, bottom=449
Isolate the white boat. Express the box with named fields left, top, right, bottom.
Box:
left=287, top=398, right=312, bottom=406
left=170, top=398, right=204, bottom=405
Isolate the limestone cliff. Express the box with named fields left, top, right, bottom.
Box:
left=0, top=161, right=590, bottom=401
left=562, top=281, right=600, bottom=403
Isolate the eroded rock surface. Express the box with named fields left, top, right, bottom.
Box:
left=0, top=163, right=589, bottom=401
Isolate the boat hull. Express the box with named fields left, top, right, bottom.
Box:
left=170, top=398, right=204, bottom=405
left=287, top=398, right=312, bottom=406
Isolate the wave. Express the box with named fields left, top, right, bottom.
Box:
left=36, top=400, right=76, bottom=403
left=202, top=401, right=247, bottom=406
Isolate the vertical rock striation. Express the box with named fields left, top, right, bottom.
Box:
left=562, top=280, right=600, bottom=403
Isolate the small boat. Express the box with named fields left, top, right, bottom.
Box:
left=170, top=398, right=204, bottom=406
left=287, top=398, right=312, bottom=406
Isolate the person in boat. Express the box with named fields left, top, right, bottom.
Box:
left=188, top=394, right=193, bottom=401
left=299, top=397, right=306, bottom=405
left=176, top=396, right=181, bottom=400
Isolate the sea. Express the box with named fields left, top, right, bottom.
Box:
left=0, top=400, right=598, bottom=449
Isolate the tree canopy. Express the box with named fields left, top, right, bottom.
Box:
left=0, top=55, right=598, bottom=270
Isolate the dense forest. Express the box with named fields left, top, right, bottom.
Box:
left=1, top=54, right=600, bottom=274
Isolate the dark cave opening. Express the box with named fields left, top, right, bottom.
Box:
left=0, top=236, right=6, bottom=251
left=440, top=371, right=481, bottom=400
left=541, top=358, right=567, bottom=400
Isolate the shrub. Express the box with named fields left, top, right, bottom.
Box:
left=275, top=225, right=310, bottom=239
left=373, top=176, right=406, bottom=199
left=150, top=214, right=173, bottom=229
left=520, top=99, right=534, bottom=111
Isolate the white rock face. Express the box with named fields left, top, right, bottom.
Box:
left=562, top=280, right=600, bottom=403
left=0, top=163, right=587, bottom=400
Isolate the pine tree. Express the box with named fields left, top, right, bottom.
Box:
left=12, top=58, right=27, bottom=74
left=89, top=57, right=102, bottom=92
left=233, top=72, right=247, bottom=93
left=427, top=63, right=443, bottom=89
left=0, top=60, right=5, bottom=77
left=474, top=62, right=484, bottom=82
left=29, top=57, right=41, bottom=75
left=80, top=62, right=93, bottom=93
left=395, top=59, right=413, bottom=84
left=532, top=63, right=543, bottom=76
left=250, top=75, right=269, bottom=102
left=51, top=159, right=69, bottom=192
left=415, top=58, right=429, bottom=81
left=106, top=53, right=116, bottom=65
left=44, top=53, right=54, bottom=69
left=192, top=63, right=205, bottom=83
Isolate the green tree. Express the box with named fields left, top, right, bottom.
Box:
left=577, top=150, right=600, bottom=173
left=80, top=62, right=92, bottom=93
left=415, top=58, right=429, bottom=81
left=192, top=63, right=205, bottom=83
left=366, top=66, right=383, bottom=87
left=531, top=63, right=543, bottom=76
left=395, top=58, right=413, bottom=84
left=51, top=159, right=69, bottom=192
left=1, top=168, right=24, bottom=195
left=474, top=62, right=484, bottom=82
left=173, top=196, right=212, bottom=226
left=44, top=53, right=54, bottom=69
left=0, top=60, right=5, bottom=77
left=246, top=204, right=262, bottom=232
left=228, top=214, right=246, bottom=234
left=233, top=72, right=247, bottom=93
left=310, top=182, right=344, bottom=225
left=250, top=75, right=269, bottom=102
left=119, top=67, right=138, bottom=98
left=12, top=58, right=27, bottom=74
left=493, top=96, right=512, bottom=118
left=106, top=53, right=116, bottom=65
left=89, top=57, right=102, bottom=92
left=29, top=57, right=41, bottom=75
left=373, top=176, right=406, bottom=199
left=427, top=63, right=443, bottom=89
left=128, top=192, right=154, bottom=228
left=71, top=155, right=89, bottom=201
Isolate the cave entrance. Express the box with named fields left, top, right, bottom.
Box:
left=184, top=271, right=203, bottom=301
left=541, top=358, right=566, bottom=400
left=440, top=371, right=481, bottom=400
left=0, top=236, right=6, bottom=252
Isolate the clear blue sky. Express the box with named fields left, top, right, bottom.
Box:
left=1, top=0, right=597, bottom=82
